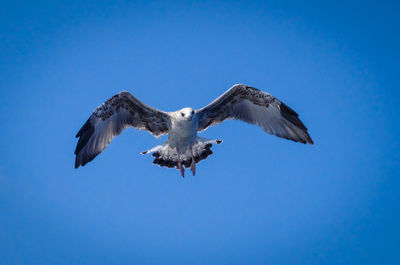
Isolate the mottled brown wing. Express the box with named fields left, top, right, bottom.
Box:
left=74, top=91, right=170, bottom=168
left=197, top=84, right=313, bottom=144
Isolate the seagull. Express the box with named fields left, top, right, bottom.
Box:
left=74, top=84, right=313, bottom=177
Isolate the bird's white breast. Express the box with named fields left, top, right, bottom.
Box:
left=167, top=118, right=198, bottom=149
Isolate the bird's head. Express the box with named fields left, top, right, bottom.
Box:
left=178, top=107, right=196, bottom=121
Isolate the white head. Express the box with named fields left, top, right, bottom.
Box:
left=177, top=107, right=196, bottom=121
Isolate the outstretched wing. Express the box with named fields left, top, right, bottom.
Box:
left=197, top=84, right=313, bottom=144
left=74, top=91, right=170, bottom=168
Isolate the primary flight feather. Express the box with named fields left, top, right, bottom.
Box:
left=74, top=84, right=313, bottom=177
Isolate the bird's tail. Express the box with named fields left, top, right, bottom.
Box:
left=141, top=137, right=222, bottom=175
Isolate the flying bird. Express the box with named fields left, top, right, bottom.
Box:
left=74, top=84, right=313, bottom=177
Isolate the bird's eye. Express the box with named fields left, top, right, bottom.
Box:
left=181, top=113, right=185, bottom=117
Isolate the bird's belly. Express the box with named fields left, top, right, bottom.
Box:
left=168, top=121, right=197, bottom=149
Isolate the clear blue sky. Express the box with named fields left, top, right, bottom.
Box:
left=1, top=1, right=399, bottom=264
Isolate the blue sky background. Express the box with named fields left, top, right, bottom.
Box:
left=1, top=1, right=399, bottom=264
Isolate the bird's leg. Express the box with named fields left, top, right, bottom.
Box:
left=190, top=146, right=196, bottom=176
left=178, top=159, right=185, bottom=178
left=190, top=159, right=196, bottom=176
left=176, top=150, right=185, bottom=178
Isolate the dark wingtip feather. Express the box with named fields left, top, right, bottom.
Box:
left=75, top=152, right=98, bottom=169
left=279, top=102, right=314, bottom=145
left=74, top=118, right=95, bottom=155
left=76, top=118, right=92, bottom=138
left=74, top=117, right=96, bottom=168
left=299, top=135, right=314, bottom=145
left=74, top=156, right=80, bottom=169
left=279, top=102, right=307, bottom=131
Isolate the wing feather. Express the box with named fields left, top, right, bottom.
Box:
left=74, top=91, right=170, bottom=168
left=197, top=84, right=313, bottom=144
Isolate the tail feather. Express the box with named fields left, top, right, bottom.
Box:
left=141, top=137, right=222, bottom=170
